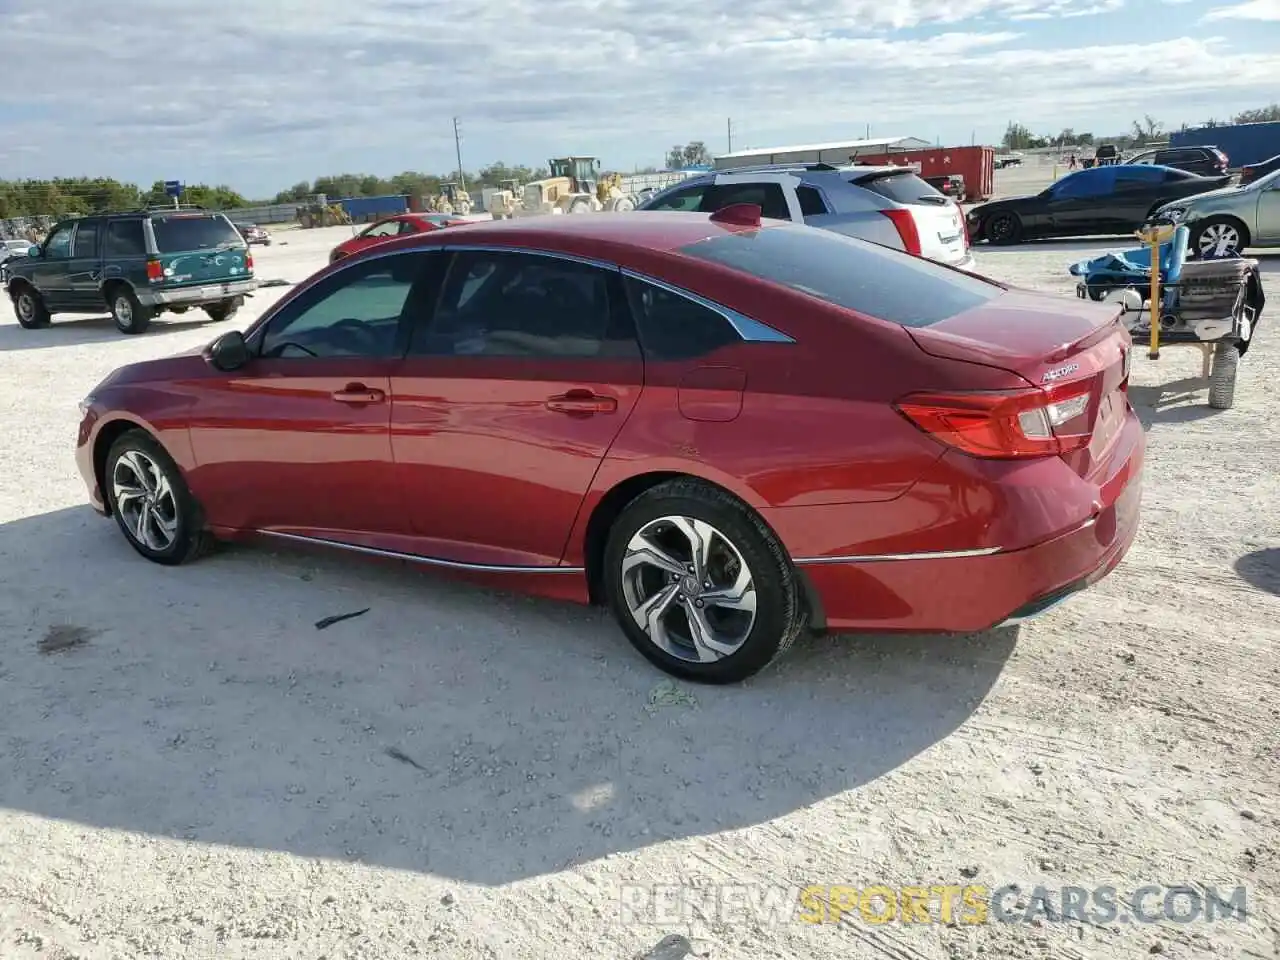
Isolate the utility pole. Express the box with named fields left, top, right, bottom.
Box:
left=727, top=118, right=734, bottom=153
left=452, top=117, right=466, bottom=192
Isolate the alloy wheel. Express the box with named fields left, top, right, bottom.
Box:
left=114, top=295, right=133, bottom=326
left=620, top=515, right=758, bottom=664
left=1198, top=223, right=1241, bottom=257
left=112, top=449, right=179, bottom=551
left=16, top=293, right=35, bottom=322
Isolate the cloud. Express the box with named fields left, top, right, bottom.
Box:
left=1201, top=0, right=1280, bottom=18
left=0, top=0, right=1273, bottom=196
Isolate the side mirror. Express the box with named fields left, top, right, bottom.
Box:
left=206, top=330, right=251, bottom=371
left=27, top=245, right=41, bottom=258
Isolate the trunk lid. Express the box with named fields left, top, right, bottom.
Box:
left=852, top=170, right=970, bottom=266
left=148, top=213, right=252, bottom=285
left=908, top=289, right=1132, bottom=475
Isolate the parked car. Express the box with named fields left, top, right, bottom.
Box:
left=924, top=174, right=964, bottom=198
left=995, top=156, right=1023, bottom=169
left=636, top=163, right=974, bottom=270
left=1150, top=165, right=1280, bottom=257
left=1239, top=153, right=1280, bottom=187
left=75, top=211, right=1143, bottom=684
left=234, top=222, right=272, bottom=246
left=1081, top=144, right=1121, bottom=169
left=968, top=164, right=1232, bottom=244
left=330, top=212, right=469, bottom=263
left=0, top=237, right=31, bottom=282
left=1125, top=145, right=1229, bottom=179
left=6, top=206, right=256, bottom=334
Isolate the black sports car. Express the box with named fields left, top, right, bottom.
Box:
left=968, top=164, right=1231, bottom=244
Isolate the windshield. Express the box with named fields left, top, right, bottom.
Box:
left=1247, top=167, right=1280, bottom=190
left=150, top=214, right=244, bottom=252
left=679, top=223, right=1001, bottom=328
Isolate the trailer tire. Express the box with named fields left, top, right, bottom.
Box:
left=1207, top=340, right=1239, bottom=410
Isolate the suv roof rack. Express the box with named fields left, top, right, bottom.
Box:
left=134, top=203, right=211, bottom=213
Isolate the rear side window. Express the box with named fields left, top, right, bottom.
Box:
left=852, top=172, right=944, bottom=205
left=701, top=183, right=790, bottom=221
left=796, top=185, right=828, bottom=216
left=1162, top=168, right=1195, bottom=182
left=623, top=276, right=740, bottom=360
left=71, top=220, right=99, bottom=258
left=104, top=220, right=146, bottom=256
left=149, top=214, right=243, bottom=253
left=680, top=225, right=1001, bottom=328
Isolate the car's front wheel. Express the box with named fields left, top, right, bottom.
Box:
left=985, top=212, right=1023, bottom=244
left=12, top=284, right=51, bottom=329
left=105, top=430, right=213, bottom=565
left=1192, top=217, right=1248, bottom=258
left=602, top=478, right=806, bottom=684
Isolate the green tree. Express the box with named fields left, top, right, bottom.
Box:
left=665, top=141, right=712, bottom=169
left=1233, top=103, right=1280, bottom=123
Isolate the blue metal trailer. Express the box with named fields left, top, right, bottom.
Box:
left=1170, top=122, right=1280, bottom=169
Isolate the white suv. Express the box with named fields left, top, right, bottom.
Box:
left=636, top=163, right=975, bottom=271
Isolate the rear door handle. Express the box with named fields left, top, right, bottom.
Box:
left=331, top=383, right=386, bottom=404
left=545, top=390, right=617, bottom=415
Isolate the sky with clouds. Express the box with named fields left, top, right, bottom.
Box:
left=0, top=0, right=1277, bottom=197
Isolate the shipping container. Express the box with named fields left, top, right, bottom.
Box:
left=1170, top=122, right=1280, bottom=169
left=881, top=146, right=995, bottom=202
left=337, top=194, right=411, bottom=221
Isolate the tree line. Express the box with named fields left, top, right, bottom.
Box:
left=1001, top=103, right=1280, bottom=153
left=0, top=179, right=249, bottom=220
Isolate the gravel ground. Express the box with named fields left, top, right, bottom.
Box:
left=1, top=224, right=1277, bottom=960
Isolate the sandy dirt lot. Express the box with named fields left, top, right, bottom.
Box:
left=0, top=224, right=1277, bottom=960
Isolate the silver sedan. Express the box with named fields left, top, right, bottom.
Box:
left=1153, top=167, right=1280, bottom=257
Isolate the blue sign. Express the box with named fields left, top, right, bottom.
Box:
left=163, top=180, right=183, bottom=198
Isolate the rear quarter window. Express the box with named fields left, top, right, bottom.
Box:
left=150, top=214, right=243, bottom=253
left=852, top=172, right=945, bottom=205
left=680, top=225, right=1001, bottom=328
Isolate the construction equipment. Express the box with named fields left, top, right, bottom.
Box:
left=433, top=182, right=473, bottom=217
left=513, top=157, right=604, bottom=217
left=598, top=172, right=635, bottom=212
left=489, top=179, right=523, bottom=220
left=297, top=201, right=351, bottom=229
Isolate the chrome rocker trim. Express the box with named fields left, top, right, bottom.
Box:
left=258, top=530, right=585, bottom=574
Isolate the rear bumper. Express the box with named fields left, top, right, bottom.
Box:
left=792, top=408, right=1145, bottom=633
left=137, top=277, right=258, bottom=308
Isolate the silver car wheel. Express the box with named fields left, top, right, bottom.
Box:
left=1198, top=222, right=1241, bottom=257
left=620, top=515, right=758, bottom=663
left=16, top=292, right=35, bottom=322
left=112, top=450, right=179, bottom=551
left=113, top=295, right=133, bottom=326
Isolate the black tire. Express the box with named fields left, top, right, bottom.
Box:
left=204, top=297, right=241, bottom=323
left=1087, top=284, right=1112, bottom=302
left=108, top=285, right=152, bottom=335
left=104, top=430, right=213, bottom=566
left=601, top=478, right=807, bottom=684
left=1207, top=341, right=1239, bottom=410
left=1192, top=216, right=1249, bottom=259
left=985, top=212, right=1023, bottom=245
left=11, top=283, right=51, bottom=329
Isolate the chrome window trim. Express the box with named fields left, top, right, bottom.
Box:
left=620, top=269, right=795, bottom=343
left=259, top=530, right=585, bottom=574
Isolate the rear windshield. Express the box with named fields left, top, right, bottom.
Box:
left=679, top=224, right=1002, bottom=328
left=852, top=171, right=946, bottom=205
left=149, top=214, right=243, bottom=253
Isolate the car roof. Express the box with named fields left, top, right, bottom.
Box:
left=348, top=211, right=776, bottom=259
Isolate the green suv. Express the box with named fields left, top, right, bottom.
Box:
left=5, top=206, right=258, bottom=334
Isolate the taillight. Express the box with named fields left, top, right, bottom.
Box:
left=145, top=259, right=164, bottom=283
left=244, top=250, right=254, bottom=273
left=894, top=382, right=1093, bottom=459
left=881, top=208, right=922, bottom=256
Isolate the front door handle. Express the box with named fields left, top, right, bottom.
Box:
left=331, top=383, right=386, bottom=404
left=545, top=390, right=617, bottom=415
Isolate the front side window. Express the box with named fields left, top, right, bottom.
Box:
left=260, top=251, right=435, bottom=359
left=701, top=182, right=791, bottom=221
left=642, top=183, right=709, bottom=212
left=360, top=220, right=402, bottom=239
left=413, top=250, right=636, bottom=358
left=44, top=223, right=75, bottom=259
left=1052, top=169, right=1113, bottom=199
left=71, top=220, right=99, bottom=258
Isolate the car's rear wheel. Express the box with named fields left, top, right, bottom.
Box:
left=1192, top=217, right=1248, bottom=258
left=204, top=297, right=242, bottom=323
left=109, top=286, right=152, bottom=335
left=985, top=212, right=1023, bottom=245
left=12, top=285, right=51, bottom=329
left=602, top=478, right=806, bottom=684
left=105, top=430, right=212, bottom=565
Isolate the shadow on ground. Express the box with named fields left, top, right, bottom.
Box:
left=1235, top=548, right=1280, bottom=597
left=0, top=506, right=1016, bottom=885
left=0, top=314, right=219, bottom=352
left=1128, top=377, right=1223, bottom=428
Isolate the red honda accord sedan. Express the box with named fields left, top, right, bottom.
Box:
left=75, top=207, right=1144, bottom=683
